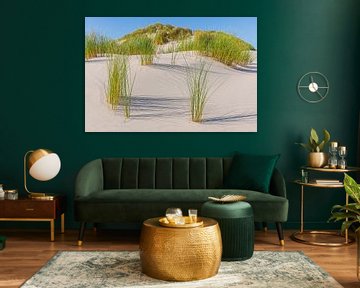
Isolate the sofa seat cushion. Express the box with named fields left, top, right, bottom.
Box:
left=75, top=189, right=288, bottom=222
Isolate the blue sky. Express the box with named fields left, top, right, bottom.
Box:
left=85, top=17, right=257, bottom=49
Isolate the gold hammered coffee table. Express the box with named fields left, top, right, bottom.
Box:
left=139, top=217, right=222, bottom=281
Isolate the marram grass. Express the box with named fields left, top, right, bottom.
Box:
left=186, top=59, right=211, bottom=122
left=106, top=55, right=135, bottom=118
left=85, top=32, right=114, bottom=60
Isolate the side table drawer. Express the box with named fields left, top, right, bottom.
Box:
left=2, top=201, right=55, bottom=218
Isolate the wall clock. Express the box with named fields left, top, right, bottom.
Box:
left=297, top=72, right=329, bottom=103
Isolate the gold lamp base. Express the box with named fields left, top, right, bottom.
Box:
left=28, top=192, right=55, bottom=200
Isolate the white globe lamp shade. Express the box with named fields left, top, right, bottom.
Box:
left=28, top=150, right=61, bottom=181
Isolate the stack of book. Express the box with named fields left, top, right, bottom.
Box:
left=314, top=179, right=341, bottom=185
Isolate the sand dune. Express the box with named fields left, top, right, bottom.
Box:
left=85, top=51, right=257, bottom=132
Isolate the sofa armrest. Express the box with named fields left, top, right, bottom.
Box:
left=269, top=168, right=287, bottom=198
left=75, top=159, right=104, bottom=199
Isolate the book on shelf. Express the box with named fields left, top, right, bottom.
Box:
left=314, top=179, right=341, bottom=184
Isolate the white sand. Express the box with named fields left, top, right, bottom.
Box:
left=85, top=52, right=257, bottom=132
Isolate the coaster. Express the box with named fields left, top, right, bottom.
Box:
left=0, top=236, right=6, bottom=250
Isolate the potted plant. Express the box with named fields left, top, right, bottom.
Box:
left=329, top=173, right=360, bottom=279
left=296, top=128, right=330, bottom=167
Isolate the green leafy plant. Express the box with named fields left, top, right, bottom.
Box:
left=296, top=128, right=331, bottom=152
left=329, top=173, right=360, bottom=233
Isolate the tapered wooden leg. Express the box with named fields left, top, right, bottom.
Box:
left=262, top=222, right=268, bottom=232
left=93, top=223, right=98, bottom=233
left=77, top=222, right=86, bottom=246
left=276, top=222, right=284, bottom=246
left=61, top=213, right=65, bottom=234
left=50, top=220, right=55, bottom=242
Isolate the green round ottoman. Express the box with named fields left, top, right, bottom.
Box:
left=201, top=201, right=254, bottom=261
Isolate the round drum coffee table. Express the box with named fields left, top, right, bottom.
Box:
left=139, top=217, right=222, bottom=281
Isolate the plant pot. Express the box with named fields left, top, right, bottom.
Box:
left=308, top=152, right=328, bottom=168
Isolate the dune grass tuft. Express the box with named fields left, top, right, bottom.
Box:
left=106, top=55, right=135, bottom=118
left=118, top=36, right=156, bottom=65
left=85, top=32, right=113, bottom=60
left=186, top=59, right=212, bottom=122
left=193, top=31, right=253, bottom=66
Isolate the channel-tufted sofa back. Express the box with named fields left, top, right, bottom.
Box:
left=102, top=157, right=233, bottom=190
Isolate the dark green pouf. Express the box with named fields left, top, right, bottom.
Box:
left=201, top=201, right=254, bottom=261
left=0, top=236, right=6, bottom=250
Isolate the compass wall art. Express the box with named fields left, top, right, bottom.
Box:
left=297, top=72, right=329, bottom=103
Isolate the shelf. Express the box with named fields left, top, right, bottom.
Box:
left=294, top=180, right=344, bottom=188
left=301, top=166, right=360, bottom=173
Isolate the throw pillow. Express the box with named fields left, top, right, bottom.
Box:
left=223, top=153, right=280, bottom=193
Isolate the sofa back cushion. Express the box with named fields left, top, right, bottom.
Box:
left=102, top=157, right=233, bottom=189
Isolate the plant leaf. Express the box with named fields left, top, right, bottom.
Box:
left=323, top=129, right=330, bottom=144
left=317, top=140, right=325, bottom=152
left=310, top=128, right=319, bottom=144
left=344, top=173, right=360, bottom=204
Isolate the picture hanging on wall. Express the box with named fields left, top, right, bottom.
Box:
left=85, top=17, right=257, bottom=132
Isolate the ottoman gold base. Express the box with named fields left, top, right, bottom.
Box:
left=140, top=217, right=222, bottom=281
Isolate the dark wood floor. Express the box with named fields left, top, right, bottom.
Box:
left=0, top=228, right=358, bottom=288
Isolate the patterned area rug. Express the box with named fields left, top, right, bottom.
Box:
left=21, top=251, right=342, bottom=288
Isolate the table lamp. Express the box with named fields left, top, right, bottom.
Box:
left=24, top=148, right=61, bottom=199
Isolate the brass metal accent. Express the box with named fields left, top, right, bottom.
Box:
left=293, top=173, right=357, bottom=246
left=158, top=216, right=204, bottom=228
left=24, top=149, right=55, bottom=199
left=294, top=180, right=343, bottom=188
left=140, top=217, right=222, bottom=281
left=291, top=231, right=355, bottom=246
left=28, top=149, right=52, bottom=168
left=301, top=166, right=360, bottom=173
left=308, top=152, right=328, bottom=168
left=280, top=240, right=285, bottom=246
left=77, top=240, right=83, bottom=246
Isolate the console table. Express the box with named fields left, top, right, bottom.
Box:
left=291, top=166, right=359, bottom=246
left=0, top=195, right=65, bottom=241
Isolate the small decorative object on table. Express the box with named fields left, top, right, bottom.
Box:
left=208, top=194, right=246, bottom=203
left=300, top=169, right=309, bottom=183
left=5, top=189, right=18, bottom=200
left=338, top=146, right=347, bottom=169
left=296, top=128, right=330, bottom=168
left=159, top=216, right=203, bottom=228
left=0, top=184, right=5, bottom=199
left=165, top=207, right=182, bottom=224
left=328, top=141, right=338, bottom=169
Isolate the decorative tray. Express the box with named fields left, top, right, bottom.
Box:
left=208, top=194, right=246, bottom=203
left=159, top=216, right=204, bottom=228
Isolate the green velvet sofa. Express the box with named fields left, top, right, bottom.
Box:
left=74, top=157, right=288, bottom=245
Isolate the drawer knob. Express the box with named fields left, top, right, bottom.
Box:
left=25, top=208, right=35, bottom=211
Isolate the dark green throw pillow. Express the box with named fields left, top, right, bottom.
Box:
left=224, top=153, right=280, bottom=193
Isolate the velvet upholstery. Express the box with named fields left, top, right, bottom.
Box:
left=74, top=157, right=288, bottom=224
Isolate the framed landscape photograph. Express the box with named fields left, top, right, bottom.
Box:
left=85, top=17, right=257, bottom=132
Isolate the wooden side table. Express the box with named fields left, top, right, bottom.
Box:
left=0, top=195, right=66, bottom=241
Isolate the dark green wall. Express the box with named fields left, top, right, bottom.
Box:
left=1, top=0, right=359, bottom=230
